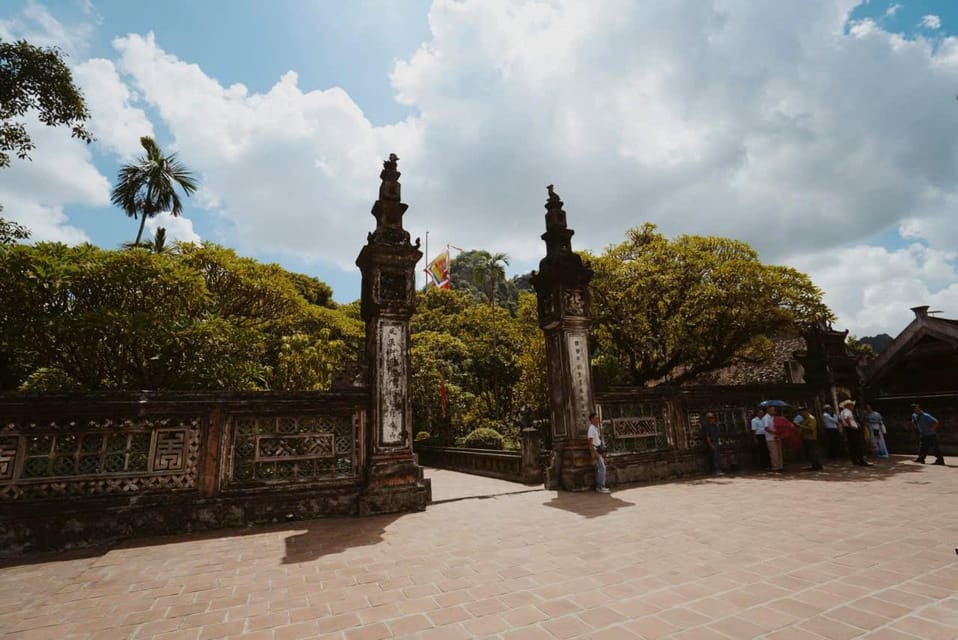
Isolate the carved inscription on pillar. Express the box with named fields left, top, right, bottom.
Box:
left=379, top=319, right=407, bottom=446
left=567, top=331, right=592, bottom=435
left=546, top=333, right=567, bottom=437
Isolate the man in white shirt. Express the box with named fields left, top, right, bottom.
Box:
left=587, top=413, right=610, bottom=493
left=821, top=405, right=842, bottom=459
left=839, top=399, right=869, bottom=466
left=751, top=408, right=770, bottom=469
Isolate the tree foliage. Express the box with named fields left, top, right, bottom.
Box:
left=0, top=210, right=30, bottom=245
left=449, top=249, right=524, bottom=314
left=589, top=224, right=833, bottom=387
left=0, top=242, right=360, bottom=391
left=410, top=287, right=532, bottom=444
left=0, top=39, right=92, bottom=168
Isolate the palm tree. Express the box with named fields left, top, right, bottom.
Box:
left=472, top=251, right=510, bottom=307
left=111, top=136, right=197, bottom=245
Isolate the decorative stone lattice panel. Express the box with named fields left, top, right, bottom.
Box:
left=228, top=414, right=357, bottom=486
left=598, top=403, right=671, bottom=453
left=0, top=417, right=201, bottom=501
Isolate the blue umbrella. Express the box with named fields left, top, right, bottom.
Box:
left=758, top=400, right=789, bottom=408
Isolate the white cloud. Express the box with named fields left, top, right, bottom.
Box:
left=0, top=114, right=110, bottom=243
left=112, top=32, right=422, bottom=269
left=885, top=4, right=902, bottom=18
left=0, top=1, right=94, bottom=56
left=144, top=213, right=201, bottom=245
left=72, top=58, right=154, bottom=159
left=792, top=242, right=958, bottom=337
left=921, top=15, right=942, bottom=30
left=6, top=1, right=958, bottom=337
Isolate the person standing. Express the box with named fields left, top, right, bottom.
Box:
left=863, top=404, right=889, bottom=459
left=839, top=399, right=869, bottom=466
left=911, top=404, right=945, bottom=465
left=751, top=408, right=770, bottom=469
left=795, top=407, right=823, bottom=470
left=587, top=413, right=611, bottom=492
left=762, top=406, right=784, bottom=472
left=822, top=405, right=842, bottom=458
left=703, top=412, right=723, bottom=476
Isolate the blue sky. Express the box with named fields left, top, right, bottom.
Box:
left=1, top=0, right=957, bottom=335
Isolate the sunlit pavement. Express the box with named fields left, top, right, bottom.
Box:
left=2, top=457, right=956, bottom=639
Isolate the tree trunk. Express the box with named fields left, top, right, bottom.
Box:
left=134, top=214, right=147, bottom=245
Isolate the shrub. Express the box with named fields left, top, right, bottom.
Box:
left=18, top=367, right=83, bottom=391
left=415, top=431, right=431, bottom=442
left=462, top=427, right=504, bottom=450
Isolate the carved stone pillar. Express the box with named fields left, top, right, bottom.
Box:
left=356, top=154, right=431, bottom=515
left=530, top=186, right=597, bottom=491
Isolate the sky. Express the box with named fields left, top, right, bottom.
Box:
left=1, top=0, right=957, bottom=339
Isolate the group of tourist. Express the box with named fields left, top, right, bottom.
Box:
left=744, top=400, right=946, bottom=472
left=587, top=401, right=945, bottom=492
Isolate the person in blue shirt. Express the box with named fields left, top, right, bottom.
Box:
left=911, top=403, right=945, bottom=465
left=703, top=412, right=723, bottom=476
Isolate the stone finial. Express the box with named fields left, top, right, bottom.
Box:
left=544, top=184, right=567, bottom=233
left=379, top=153, right=401, bottom=201
left=546, top=184, right=562, bottom=208
left=911, top=305, right=930, bottom=319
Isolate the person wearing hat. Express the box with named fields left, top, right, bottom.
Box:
left=839, top=399, right=869, bottom=466
left=911, top=403, right=944, bottom=465
left=821, top=404, right=842, bottom=459
left=795, top=407, right=823, bottom=470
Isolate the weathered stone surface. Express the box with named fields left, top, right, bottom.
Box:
left=356, top=153, right=430, bottom=512
left=531, top=185, right=597, bottom=491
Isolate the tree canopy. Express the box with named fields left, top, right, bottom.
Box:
left=0, top=38, right=92, bottom=169
left=588, top=224, right=834, bottom=387
left=0, top=241, right=360, bottom=391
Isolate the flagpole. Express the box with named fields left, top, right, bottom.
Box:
left=423, top=230, right=429, bottom=289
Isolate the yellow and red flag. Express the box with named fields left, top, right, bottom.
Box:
left=424, top=248, right=451, bottom=289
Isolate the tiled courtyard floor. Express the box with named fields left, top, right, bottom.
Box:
left=2, top=456, right=957, bottom=639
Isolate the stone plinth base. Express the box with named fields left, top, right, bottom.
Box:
left=555, top=439, right=598, bottom=491
left=359, top=457, right=431, bottom=516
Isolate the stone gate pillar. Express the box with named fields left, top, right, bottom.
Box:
left=356, top=153, right=431, bottom=514
left=530, top=185, right=597, bottom=491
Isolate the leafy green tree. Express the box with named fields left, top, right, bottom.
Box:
left=284, top=271, right=335, bottom=308
left=589, top=224, right=833, bottom=386
left=0, top=208, right=30, bottom=245
left=0, top=39, right=92, bottom=169
left=845, top=335, right=876, bottom=363
left=111, top=136, right=198, bottom=245
left=0, top=241, right=357, bottom=391
left=512, top=292, right=548, bottom=418
left=449, top=250, right=519, bottom=311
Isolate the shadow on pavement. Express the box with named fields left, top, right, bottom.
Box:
left=542, top=491, right=635, bottom=518
left=738, top=456, right=942, bottom=483
left=281, top=513, right=402, bottom=565
left=0, top=512, right=406, bottom=569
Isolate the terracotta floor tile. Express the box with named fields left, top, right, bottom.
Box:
left=4, top=467, right=957, bottom=640
left=541, top=615, right=592, bottom=639
left=501, top=627, right=556, bottom=640
left=891, top=614, right=958, bottom=640
left=462, top=613, right=511, bottom=636
left=797, top=615, right=864, bottom=640
left=621, top=614, right=679, bottom=639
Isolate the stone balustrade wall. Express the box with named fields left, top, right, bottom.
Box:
left=0, top=390, right=370, bottom=554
